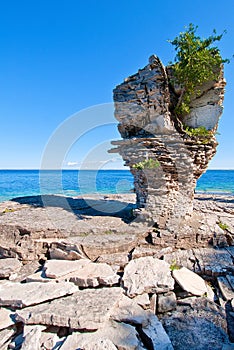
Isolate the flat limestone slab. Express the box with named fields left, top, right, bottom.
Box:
left=0, top=327, right=16, bottom=348
left=122, top=256, right=174, bottom=297
left=0, top=258, right=22, bottom=278
left=172, top=267, right=207, bottom=296
left=43, top=259, right=119, bottom=287
left=60, top=320, right=144, bottom=350
left=16, top=287, right=123, bottom=330
left=0, top=281, right=78, bottom=308
left=68, top=262, right=120, bottom=287
left=0, top=307, right=15, bottom=330
left=43, top=259, right=91, bottom=278
left=60, top=335, right=118, bottom=350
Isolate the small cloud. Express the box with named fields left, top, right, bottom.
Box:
left=67, top=161, right=79, bottom=167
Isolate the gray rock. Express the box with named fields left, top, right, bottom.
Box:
left=16, top=287, right=123, bottom=330
left=157, top=292, right=177, bottom=313
left=217, top=277, right=234, bottom=301
left=161, top=297, right=230, bottom=350
left=0, top=258, right=22, bottom=279
left=122, top=257, right=174, bottom=297
left=140, top=310, right=174, bottom=350
left=110, top=294, right=149, bottom=325
left=0, top=281, right=77, bottom=308
left=172, top=267, right=207, bottom=296
left=60, top=321, right=144, bottom=350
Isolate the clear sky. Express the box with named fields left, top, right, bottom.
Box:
left=0, top=0, right=234, bottom=169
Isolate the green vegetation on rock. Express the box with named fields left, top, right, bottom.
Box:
left=184, top=126, right=213, bottom=143
left=132, top=158, right=160, bottom=170
left=169, top=23, right=229, bottom=117
left=218, top=221, right=229, bottom=231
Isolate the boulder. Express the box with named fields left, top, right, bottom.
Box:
left=110, top=294, right=149, bottom=325
left=172, top=267, right=207, bottom=296
left=0, top=281, right=77, bottom=308
left=161, top=297, right=230, bottom=350
left=122, top=256, right=174, bottom=297
left=16, top=287, right=123, bottom=330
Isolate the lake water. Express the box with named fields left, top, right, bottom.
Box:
left=0, top=169, right=233, bottom=202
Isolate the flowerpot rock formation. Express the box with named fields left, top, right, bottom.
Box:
left=110, top=55, right=226, bottom=232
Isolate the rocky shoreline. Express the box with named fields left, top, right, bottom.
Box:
left=0, top=193, right=234, bottom=349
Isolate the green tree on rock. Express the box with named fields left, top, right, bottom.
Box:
left=169, top=24, right=229, bottom=117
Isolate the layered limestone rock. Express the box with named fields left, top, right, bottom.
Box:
left=110, top=55, right=226, bottom=234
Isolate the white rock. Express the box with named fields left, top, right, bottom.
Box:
left=0, top=308, right=15, bottom=330
left=0, top=327, right=15, bottom=348
left=60, top=334, right=117, bottom=350
left=68, top=262, right=119, bottom=287
left=43, top=259, right=90, bottom=278
left=21, top=326, right=44, bottom=350
left=25, top=270, right=52, bottom=283
left=133, top=293, right=150, bottom=309
left=0, top=258, right=22, bottom=278
left=60, top=321, right=143, bottom=350
left=172, top=267, right=207, bottom=296
left=122, top=257, right=174, bottom=297
left=0, top=281, right=78, bottom=308
left=16, top=287, right=123, bottom=330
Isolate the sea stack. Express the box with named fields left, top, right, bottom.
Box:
left=110, top=55, right=226, bottom=234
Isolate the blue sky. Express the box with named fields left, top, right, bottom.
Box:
left=0, top=0, right=234, bottom=169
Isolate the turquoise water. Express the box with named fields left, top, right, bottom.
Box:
left=0, top=169, right=233, bottom=202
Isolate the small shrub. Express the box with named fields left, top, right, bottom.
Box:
left=218, top=222, right=229, bottom=230
left=170, top=260, right=180, bottom=271
left=132, top=158, right=160, bottom=170
left=2, top=208, right=17, bottom=214
left=184, top=126, right=213, bottom=143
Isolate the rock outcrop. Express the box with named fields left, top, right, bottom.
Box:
left=110, top=55, right=226, bottom=236
left=0, top=194, right=234, bottom=349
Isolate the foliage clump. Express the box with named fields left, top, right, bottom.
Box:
left=132, top=158, right=160, bottom=170
left=169, top=24, right=229, bottom=117
left=218, top=221, right=229, bottom=231
left=184, top=126, right=213, bottom=143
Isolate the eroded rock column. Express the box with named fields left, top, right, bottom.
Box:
left=110, top=55, right=225, bottom=232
